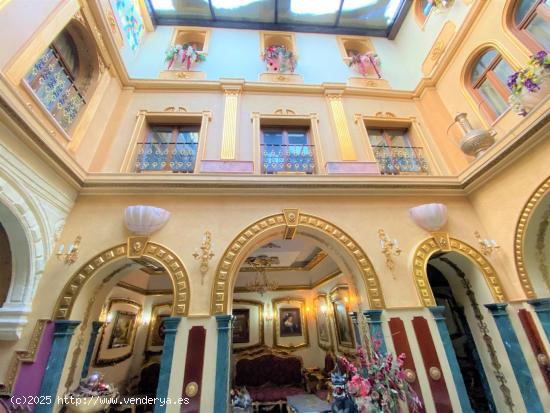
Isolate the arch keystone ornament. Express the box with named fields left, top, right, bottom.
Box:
left=52, top=242, right=190, bottom=320
left=514, top=176, right=549, bottom=298
left=211, top=212, right=385, bottom=314
left=412, top=237, right=507, bottom=307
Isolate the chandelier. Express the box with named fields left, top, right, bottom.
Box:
left=245, top=255, right=279, bottom=296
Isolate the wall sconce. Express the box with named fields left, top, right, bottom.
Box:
left=378, top=229, right=401, bottom=270
left=265, top=307, right=274, bottom=322
left=474, top=231, right=500, bottom=256
left=141, top=313, right=151, bottom=326
left=56, top=236, right=82, bottom=265
left=193, top=231, right=215, bottom=285
left=105, top=312, right=114, bottom=324
left=320, top=304, right=328, bottom=314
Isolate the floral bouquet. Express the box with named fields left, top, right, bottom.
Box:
left=66, top=372, right=117, bottom=398
left=336, top=339, right=422, bottom=413
left=428, top=0, right=454, bottom=11
left=165, top=43, right=206, bottom=71
left=348, top=52, right=381, bottom=78
left=263, top=45, right=297, bottom=74
left=507, top=50, right=550, bottom=116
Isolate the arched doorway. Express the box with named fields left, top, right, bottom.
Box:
left=211, top=210, right=384, bottom=412
left=0, top=222, right=12, bottom=307
left=41, top=241, right=190, bottom=408
left=427, top=255, right=496, bottom=412
left=412, top=237, right=512, bottom=412
left=515, top=175, right=550, bottom=297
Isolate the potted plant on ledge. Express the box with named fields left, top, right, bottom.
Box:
left=348, top=52, right=382, bottom=79
left=428, top=0, right=454, bottom=11
left=508, top=50, right=550, bottom=116
left=165, top=43, right=206, bottom=71
left=263, top=45, right=297, bottom=74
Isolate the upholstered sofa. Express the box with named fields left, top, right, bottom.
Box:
left=234, top=348, right=306, bottom=411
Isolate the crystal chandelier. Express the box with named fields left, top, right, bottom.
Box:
left=245, top=255, right=279, bottom=296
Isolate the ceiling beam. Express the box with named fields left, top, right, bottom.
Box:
left=207, top=0, right=216, bottom=21
left=334, top=0, right=345, bottom=27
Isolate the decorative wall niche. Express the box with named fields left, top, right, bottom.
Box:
left=336, top=35, right=389, bottom=89
left=159, top=27, right=210, bottom=80
left=259, top=31, right=303, bottom=83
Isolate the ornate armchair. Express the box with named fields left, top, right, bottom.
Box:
left=302, top=351, right=335, bottom=401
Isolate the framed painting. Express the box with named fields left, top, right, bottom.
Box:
left=314, top=294, right=332, bottom=350
left=94, top=298, right=141, bottom=367
left=147, top=302, right=172, bottom=352
left=233, top=299, right=264, bottom=351
left=232, top=308, right=250, bottom=343
left=330, top=286, right=355, bottom=352
left=273, top=297, right=309, bottom=350
left=108, top=311, right=137, bottom=348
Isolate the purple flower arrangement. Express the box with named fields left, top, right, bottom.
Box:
left=508, top=51, right=550, bottom=116
left=337, top=339, right=422, bottom=413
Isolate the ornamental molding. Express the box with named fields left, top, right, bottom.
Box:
left=412, top=236, right=507, bottom=307
left=211, top=212, right=384, bottom=314
left=52, top=241, right=190, bottom=320
left=514, top=176, right=550, bottom=298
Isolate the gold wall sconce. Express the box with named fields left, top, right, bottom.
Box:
left=56, top=235, right=82, bottom=265
left=378, top=229, right=401, bottom=270
left=474, top=231, right=500, bottom=256
left=193, top=231, right=215, bottom=284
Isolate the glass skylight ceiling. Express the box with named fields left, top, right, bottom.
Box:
left=146, top=0, right=411, bottom=38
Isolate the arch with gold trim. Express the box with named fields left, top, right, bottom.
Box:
left=412, top=236, right=507, bottom=307
left=52, top=241, right=190, bottom=319
left=211, top=212, right=384, bottom=314
left=513, top=175, right=550, bottom=299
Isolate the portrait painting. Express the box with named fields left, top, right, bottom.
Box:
left=150, top=314, right=169, bottom=347
left=232, top=308, right=250, bottom=343
left=333, top=300, right=354, bottom=348
left=279, top=307, right=302, bottom=337
left=314, top=295, right=331, bottom=348
left=108, top=311, right=136, bottom=349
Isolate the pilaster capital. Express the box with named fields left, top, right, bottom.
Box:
left=429, top=305, right=446, bottom=320
left=162, top=317, right=182, bottom=334
left=53, top=320, right=80, bottom=336
left=215, top=314, right=233, bottom=330
left=528, top=298, right=550, bottom=312
left=484, top=303, right=508, bottom=317
left=363, top=309, right=383, bottom=322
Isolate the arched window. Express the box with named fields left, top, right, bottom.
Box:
left=24, top=22, right=98, bottom=133
left=512, top=0, right=550, bottom=51
left=467, top=48, right=515, bottom=122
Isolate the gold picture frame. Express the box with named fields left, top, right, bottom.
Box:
left=330, top=286, right=355, bottom=353
left=146, top=302, right=172, bottom=353
left=273, top=297, right=309, bottom=350
left=314, top=294, right=332, bottom=351
left=94, top=298, right=141, bottom=367
left=233, top=299, right=264, bottom=351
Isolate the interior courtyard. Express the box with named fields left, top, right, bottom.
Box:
left=0, top=0, right=549, bottom=412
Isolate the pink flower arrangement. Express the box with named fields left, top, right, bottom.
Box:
left=337, top=339, right=422, bottom=413
left=348, top=52, right=381, bottom=78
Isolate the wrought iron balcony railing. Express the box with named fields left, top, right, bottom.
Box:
left=25, top=47, right=86, bottom=132
left=371, top=145, right=430, bottom=175
left=261, top=143, right=316, bottom=174
left=135, top=142, right=198, bottom=173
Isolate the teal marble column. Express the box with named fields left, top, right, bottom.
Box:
left=363, top=310, right=386, bottom=354
left=154, top=317, right=181, bottom=413
left=36, top=320, right=80, bottom=413
left=485, top=303, right=543, bottom=413
left=349, top=312, right=362, bottom=346
left=81, top=321, right=103, bottom=378
left=214, top=315, right=233, bottom=413
left=528, top=298, right=550, bottom=341
left=429, top=306, right=474, bottom=413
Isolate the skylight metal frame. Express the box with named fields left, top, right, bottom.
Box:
left=145, top=0, right=412, bottom=39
